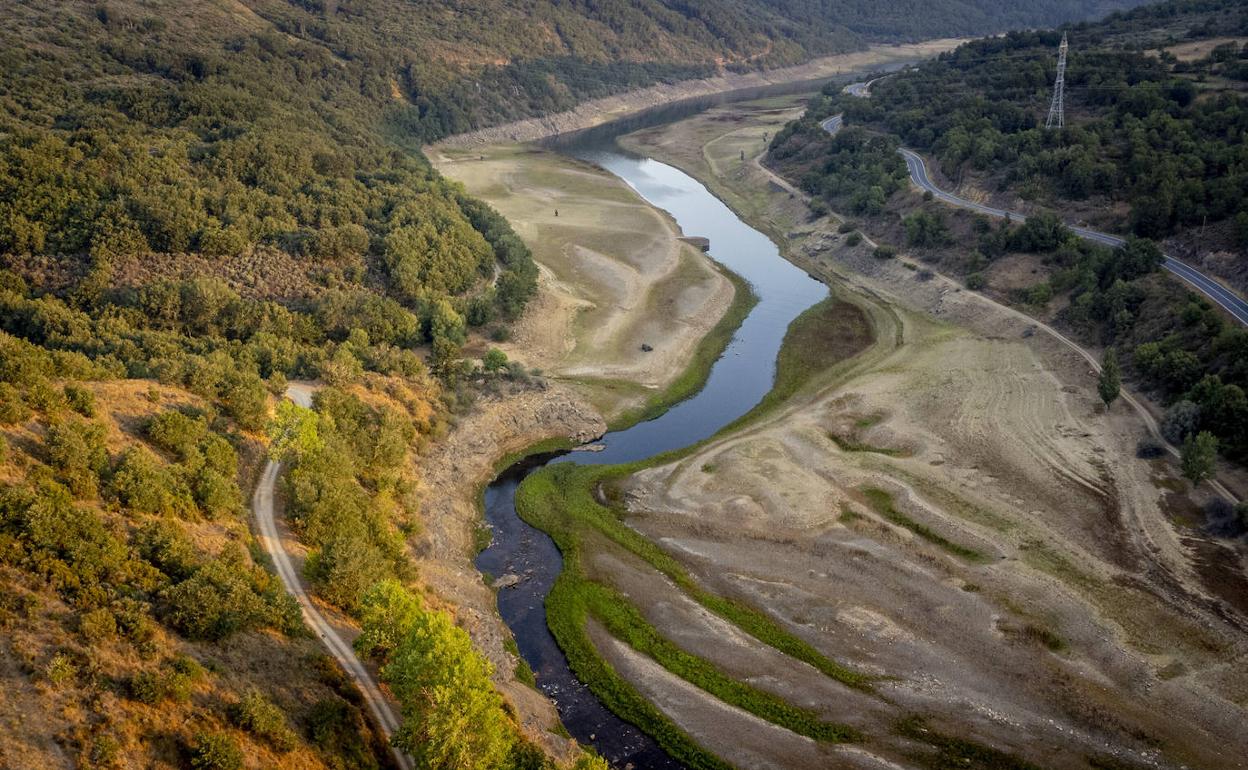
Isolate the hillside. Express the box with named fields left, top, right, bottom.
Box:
left=768, top=0, right=1248, bottom=473
left=0, top=0, right=1165, bottom=767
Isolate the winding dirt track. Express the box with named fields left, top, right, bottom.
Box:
left=252, top=383, right=414, bottom=770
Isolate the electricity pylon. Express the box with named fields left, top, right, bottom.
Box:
left=1045, top=33, right=1068, bottom=129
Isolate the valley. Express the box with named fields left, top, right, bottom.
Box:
left=2, top=1, right=1246, bottom=769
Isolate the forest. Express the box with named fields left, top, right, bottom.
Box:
left=768, top=0, right=1248, bottom=465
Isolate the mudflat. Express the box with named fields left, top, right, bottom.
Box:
left=431, top=144, right=736, bottom=419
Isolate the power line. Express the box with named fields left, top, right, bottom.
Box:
left=1046, top=33, right=1069, bottom=129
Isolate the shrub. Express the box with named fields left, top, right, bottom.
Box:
left=965, top=272, right=986, bottom=290
left=89, top=734, right=121, bottom=767
left=129, top=670, right=167, bottom=704
left=192, top=467, right=241, bottom=519
left=161, top=552, right=294, bottom=640
left=45, top=419, right=109, bottom=499
left=1160, top=400, right=1200, bottom=444
left=108, top=447, right=193, bottom=516
left=188, top=732, right=243, bottom=770
left=228, top=690, right=297, bottom=751
left=306, top=698, right=377, bottom=768
left=845, top=232, right=863, bottom=246
left=837, top=220, right=857, bottom=234
left=134, top=520, right=200, bottom=582
left=78, top=607, right=117, bottom=643
left=63, top=384, right=96, bottom=417
left=45, top=652, right=77, bottom=686
left=146, top=411, right=207, bottom=461
left=873, top=245, right=897, bottom=259
left=0, top=382, right=31, bottom=424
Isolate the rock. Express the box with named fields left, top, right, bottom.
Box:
left=493, top=574, right=523, bottom=589
left=680, top=235, right=710, bottom=251
left=640, top=343, right=654, bottom=352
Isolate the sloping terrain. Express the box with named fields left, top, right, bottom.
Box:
left=610, top=94, right=1248, bottom=770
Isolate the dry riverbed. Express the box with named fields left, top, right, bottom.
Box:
left=431, top=144, right=736, bottom=419
left=602, top=97, right=1248, bottom=769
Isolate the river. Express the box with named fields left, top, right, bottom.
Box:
left=475, top=128, right=828, bottom=767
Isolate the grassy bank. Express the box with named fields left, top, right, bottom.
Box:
left=507, top=293, right=880, bottom=764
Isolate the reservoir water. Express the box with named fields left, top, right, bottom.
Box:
left=475, top=134, right=828, bottom=767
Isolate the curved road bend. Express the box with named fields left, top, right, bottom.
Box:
left=820, top=104, right=1248, bottom=327
left=806, top=112, right=1238, bottom=501
left=253, top=383, right=414, bottom=770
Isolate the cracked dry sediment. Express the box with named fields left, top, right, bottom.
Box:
left=411, top=383, right=605, bottom=760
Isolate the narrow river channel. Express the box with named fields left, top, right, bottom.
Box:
left=476, top=131, right=828, bottom=768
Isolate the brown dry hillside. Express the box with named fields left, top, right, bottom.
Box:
left=0, top=376, right=399, bottom=769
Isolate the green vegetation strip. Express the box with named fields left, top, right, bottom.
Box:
left=583, top=580, right=861, bottom=743
left=897, top=716, right=1043, bottom=770
left=719, top=297, right=874, bottom=435
left=502, top=293, right=879, bottom=763
left=608, top=266, right=758, bottom=432
left=860, top=488, right=986, bottom=562
left=523, top=463, right=872, bottom=690
left=828, top=432, right=905, bottom=456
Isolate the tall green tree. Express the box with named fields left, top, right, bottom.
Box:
left=1180, top=431, right=1218, bottom=484
left=371, top=587, right=514, bottom=769
left=1098, top=349, right=1121, bottom=408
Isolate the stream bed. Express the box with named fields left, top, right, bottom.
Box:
left=475, top=135, right=828, bottom=768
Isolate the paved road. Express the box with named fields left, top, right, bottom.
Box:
left=822, top=94, right=1248, bottom=327
left=253, top=383, right=414, bottom=770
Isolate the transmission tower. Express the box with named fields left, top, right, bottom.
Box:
left=1045, top=33, right=1069, bottom=129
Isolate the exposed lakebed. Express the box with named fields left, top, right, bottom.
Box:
left=476, top=136, right=827, bottom=767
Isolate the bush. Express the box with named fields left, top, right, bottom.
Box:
left=128, top=670, right=167, bottom=704
left=837, top=220, right=857, bottom=234
left=45, top=419, right=109, bottom=499
left=965, top=272, right=986, bottom=290
left=0, top=382, right=31, bottom=424
left=188, top=732, right=243, bottom=770
left=89, top=734, right=121, bottom=767
left=845, top=232, right=863, bottom=246
left=146, top=411, right=207, bottom=461
left=161, top=554, right=274, bottom=641
left=192, top=467, right=241, bottom=519
left=45, top=653, right=77, bottom=686
left=78, top=607, right=117, bottom=643
left=873, top=245, right=897, bottom=259
left=134, top=520, right=200, bottom=582
left=63, top=384, right=96, bottom=417
left=1160, top=400, right=1200, bottom=444
left=228, top=690, right=297, bottom=751
left=108, top=447, right=194, bottom=516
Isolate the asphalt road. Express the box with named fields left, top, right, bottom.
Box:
left=253, top=383, right=414, bottom=770
left=821, top=98, right=1248, bottom=326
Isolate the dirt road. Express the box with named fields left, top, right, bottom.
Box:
left=252, top=383, right=413, bottom=770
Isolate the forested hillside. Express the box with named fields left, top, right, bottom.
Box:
left=0, top=0, right=1162, bottom=765
left=769, top=0, right=1248, bottom=468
